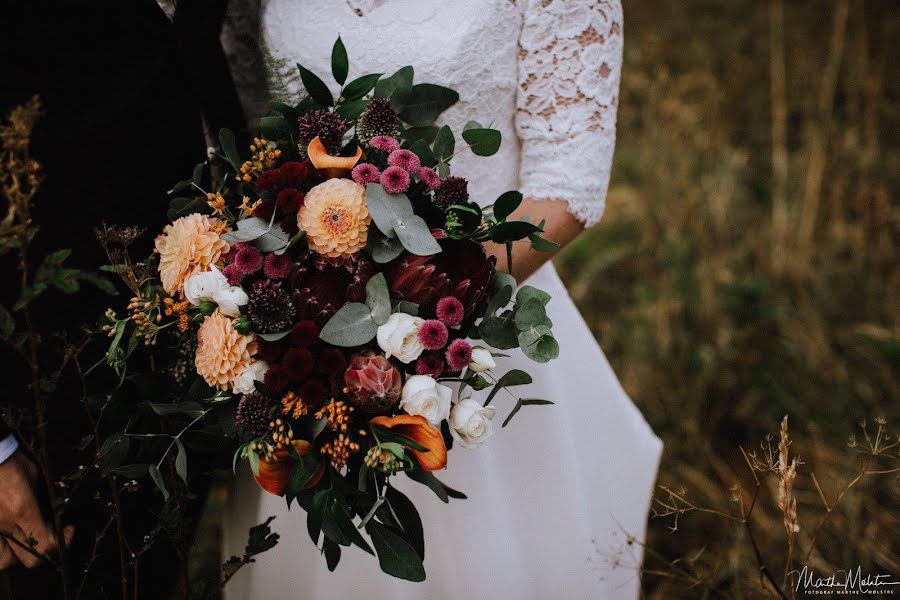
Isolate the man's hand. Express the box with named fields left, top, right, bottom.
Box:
left=0, top=452, right=74, bottom=569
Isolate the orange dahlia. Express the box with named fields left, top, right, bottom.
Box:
left=297, top=178, right=370, bottom=258
left=195, top=310, right=257, bottom=390
left=155, top=214, right=230, bottom=295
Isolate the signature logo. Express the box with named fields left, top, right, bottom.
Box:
left=789, top=565, right=900, bottom=595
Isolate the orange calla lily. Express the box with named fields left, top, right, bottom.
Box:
left=253, top=440, right=323, bottom=496
left=307, top=135, right=363, bottom=172
left=370, top=414, right=448, bottom=471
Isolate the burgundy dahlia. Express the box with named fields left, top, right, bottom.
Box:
left=385, top=238, right=496, bottom=319
left=247, top=279, right=296, bottom=333
left=318, top=348, right=348, bottom=377
left=235, top=245, right=263, bottom=275
left=298, top=110, right=347, bottom=157
left=416, top=353, right=445, bottom=378
left=235, top=393, right=271, bottom=436
left=263, top=252, right=294, bottom=279
left=299, top=378, right=329, bottom=408
left=289, top=320, right=319, bottom=348
left=264, top=364, right=290, bottom=394
left=344, top=352, right=402, bottom=413
left=282, top=348, right=313, bottom=382
left=276, top=188, right=304, bottom=213
left=288, top=253, right=375, bottom=326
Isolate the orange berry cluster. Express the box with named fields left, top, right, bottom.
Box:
left=269, top=418, right=295, bottom=451
left=280, top=391, right=308, bottom=419
left=240, top=138, right=281, bottom=183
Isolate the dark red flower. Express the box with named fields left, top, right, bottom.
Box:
left=280, top=215, right=299, bottom=236
left=280, top=161, right=310, bottom=187
left=385, top=238, right=496, bottom=318
left=299, top=378, right=329, bottom=408
left=257, top=339, right=287, bottom=362
left=255, top=169, right=284, bottom=192
left=289, top=320, right=319, bottom=347
left=436, top=296, right=465, bottom=326
left=252, top=201, right=276, bottom=221
left=264, top=365, right=290, bottom=394
left=235, top=245, right=263, bottom=274
left=276, top=189, right=304, bottom=213
left=318, top=348, right=347, bottom=377
left=416, top=353, right=445, bottom=378
left=289, top=253, right=375, bottom=326
left=264, top=253, right=294, bottom=279
left=282, top=348, right=313, bottom=382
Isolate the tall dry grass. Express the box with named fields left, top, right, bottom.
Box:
left=554, top=0, right=899, bottom=597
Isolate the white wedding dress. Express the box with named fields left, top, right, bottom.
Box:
left=224, top=1, right=663, bottom=598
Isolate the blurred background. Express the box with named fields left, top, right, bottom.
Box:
left=552, top=0, right=899, bottom=596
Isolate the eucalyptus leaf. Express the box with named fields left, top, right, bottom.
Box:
left=399, top=84, right=459, bottom=126
left=256, top=225, right=292, bottom=252
left=365, top=273, right=391, bottom=325
left=365, top=184, right=413, bottom=238
left=491, top=271, right=517, bottom=294
left=148, top=401, right=205, bottom=419
left=331, top=37, right=349, bottom=85
left=297, top=63, right=334, bottom=106
left=478, top=316, right=519, bottom=349
left=148, top=465, right=169, bottom=501
left=367, top=227, right=405, bottom=263
left=319, top=302, right=376, bottom=347
left=99, top=433, right=130, bottom=475
left=462, top=127, right=502, bottom=156
left=484, top=369, right=533, bottom=405
left=401, top=125, right=439, bottom=144
left=221, top=217, right=272, bottom=243
left=396, top=301, right=419, bottom=316
left=493, top=191, right=523, bottom=221
left=257, top=330, right=291, bottom=342
left=374, top=66, right=414, bottom=110
left=514, top=297, right=549, bottom=331
left=174, top=438, right=188, bottom=483
left=515, top=285, right=551, bottom=307
left=393, top=214, right=441, bottom=256
left=406, top=139, right=437, bottom=167
left=463, top=120, right=483, bottom=132
left=433, top=125, right=455, bottom=162
left=485, top=284, right=513, bottom=317
left=518, top=326, right=560, bottom=363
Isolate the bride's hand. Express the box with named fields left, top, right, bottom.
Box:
left=484, top=198, right=584, bottom=281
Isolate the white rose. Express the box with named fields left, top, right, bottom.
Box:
left=376, top=313, right=425, bottom=364
left=232, top=360, right=269, bottom=395
left=400, top=375, right=452, bottom=425
left=448, top=398, right=497, bottom=448
left=213, top=285, right=249, bottom=318
left=183, top=267, right=228, bottom=305
left=468, top=347, right=497, bottom=372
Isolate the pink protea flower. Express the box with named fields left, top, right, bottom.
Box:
left=263, top=252, right=293, bottom=279
left=368, top=135, right=400, bottom=153
left=417, top=319, right=449, bottom=350
left=387, top=149, right=421, bottom=173
left=380, top=166, right=411, bottom=194
left=235, top=245, right=263, bottom=274
left=436, top=296, right=465, bottom=326
left=351, top=163, right=381, bottom=185
left=222, top=263, right=244, bottom=286
left=344, top=351, right=402, bottom=413
left=417, top=166, right=441, bottom=190
left=445, top=339, right=473, bottom=372
left=416, top=354, right=445, bottom=378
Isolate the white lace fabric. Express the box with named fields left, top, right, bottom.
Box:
left=516, top=0, right=623, bottom=227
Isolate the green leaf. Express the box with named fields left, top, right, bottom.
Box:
left=371, top=425, right=429, bottom=452
left=484, top=369, right=532, bottom=406
left=514, top=297, right=549, bottom=331
left=323, top=538, right=341, bottom=571
left=319, top=302, right=376, bottom=347
left=461, top=127, right=502, bottom=156
left=174, top=438, right=188, bottom=483
left=166, top=196, right=208, bottom=221
left=331, top=503, right=374, bottom=555
left=502, top=398, right=554, bottom=428
left=148, top=464, right=169, bottom=501
left=366, top=522, right=426, bottom=582
left=491, top=271, right=517, bottom=294
left=478, top=316, right=520, bottom=349
left=365, top=273, right=391, bottom=326
left=366, top=227, right=405, bottom=263
left=406, top=139, right=437, bottom=167
left=529, top=233, right=560, bottom=253
left=386, top=487, right=425, bottom=559
left=493, top=191, right=522, bottom=221
left=393, top=214, right=441, bottom=256
left=486, top=284, right=513, bottom=317
left=516, top=285, right=551, bottom=307
left=0, top=305, right=15, bottom=338
left=259, top=115, right=292, bottom=142
left=219, top=128, right=242, bottom=172
left=374, top=66, right=414, bottom=110
left=285, top=456, right=319, bottom=499
left=336, top=99, right=368, bottom=121
left=148, top=401, right=205, bottom=419
left=221, top=217, right=273, bottom=243
left=433, top=125, right=455, bottom=162
left=343, top=73, right=382, bottom=101
left=518, top=326, right=560, bottom=363
left=297, top=63, right=334, bottom=107
left=331, top=37, right=349, bottom=85
left=365, top=184, right=413, bottom=237
left=396, top=301, right=419, bottom=316
left=308, top=488, right=329, bottom=545
left=405, top=469, right=467, bottom=503
left=113, top=463, right=150, bottom=479
left=99, top=433, right=130, bottom=475
left=398, top=84, right=459, bottom=126
left=490, top=220, right=542, bottom=243
left=400, top=125, right=439, bottom=144
left=462, top=120, right=482, bottom=132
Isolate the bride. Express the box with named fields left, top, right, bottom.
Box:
left=224, top=1, right=662, bottom=598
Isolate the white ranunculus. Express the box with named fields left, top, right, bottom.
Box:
left=213, top=285, right=249, bottom=318
left=376, top=313, right=425, bottom=364
left=448, top=398, right=497, bottom=448
left=468, top=347, right=497, bottom=373
left=232, top=360, right=269, bottom=395
left=183, top=267, right=228, bottom=305
left=400, top=375, right=452, bottom=425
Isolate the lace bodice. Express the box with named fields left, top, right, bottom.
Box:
left=257, top=0, right=622, bottom=226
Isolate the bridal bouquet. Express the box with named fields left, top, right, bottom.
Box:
left=104, top=39, right=559, bottom=580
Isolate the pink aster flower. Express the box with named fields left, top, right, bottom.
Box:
left=351, top=163, right=381, bottom=185
left=387, top=149, right=421, bottom=173
left=436, top=296, right=465, bottom=327
left=417, top=166, right=441, bottom=190
left=234, top=245, right=263, bottom=274
left=445, top=339, right=473, bottom=372
left=263, top=252, right=293, bottom=279
left=417, top=319, right=449, bottom=350
left=222, top=241, right=248, bottom=264
left=222, top=263, right=244, bottom=286
left=416, top=354, right=445, bottom=378
left=368, top=135, right=400, bottom=153
left=380, top=166, right=411, bottom=194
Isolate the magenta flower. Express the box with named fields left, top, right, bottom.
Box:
left=351, top=163, right=381, bottom=185
left=387, top=149, right=421, bottom=173
left=222, top=263, right=244, bottom=286
left=445, top=339, right=473, bottom=372
left=235, top=245, right=263, bottom=274
left=418, top=319, right=449, bottom=350
left=416, top=354, right=445, bottom=378
left=417, top=166, right=441, bottom=190
left=380, top=166, right=411, bottom=194
left=368, top=135, right=400, bottom=153
left=222, top=241, right=248, bottom=264
left=436, top=296, right=465, bottom=326
left=263, top=252, right=293, bottom=279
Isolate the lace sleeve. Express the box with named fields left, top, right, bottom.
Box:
left=515, top=0, right=623, bottom=227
